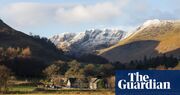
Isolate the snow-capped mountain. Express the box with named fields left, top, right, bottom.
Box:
left=139, top=19, right=177, bottom=30
left=131, top=19, right=176, bottom=35
left=100, top=19, right=180, bottom=63
left=50, top=29, right=126, bottom=56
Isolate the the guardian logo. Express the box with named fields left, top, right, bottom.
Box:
left=115, top=70, right=180, bottom=95
left=118, top=72, right=171, bottom=90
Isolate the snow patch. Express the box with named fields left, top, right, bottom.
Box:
left=50, top=29, right=126, bottom=55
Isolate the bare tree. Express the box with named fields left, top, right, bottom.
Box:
left=65, top=60, right=84, bottom=78
left=43, top=64, right=60, bottom=79
left=0, top=65, right=11, bottom=92
left=84, top=64, right=96, bottom=77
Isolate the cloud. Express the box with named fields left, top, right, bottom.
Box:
left=55, top=2, right=120, bottom=23
left=0, top=0, right=179, bottom=36
left=117, top=0, right=180, bottom=26
left=0, top=0, right=129, bottom=27
left=0, top=3, right=61, bottom=27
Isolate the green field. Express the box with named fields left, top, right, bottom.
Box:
left=3, top=85, right=114, bottom=95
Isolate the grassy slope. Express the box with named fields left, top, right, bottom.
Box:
left=99, top=21, right=180, bottom=62
left=7, top=86, right=114, bottom=95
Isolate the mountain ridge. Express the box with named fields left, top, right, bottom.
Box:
left=100, top=19, right=180, bottom=63
left=0, top=19, right=68, bottom=63
left=50, top=29, right=126, bottom=56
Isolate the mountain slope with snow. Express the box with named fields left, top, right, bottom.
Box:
left=50, top=29, right=126, bottom=56
left=100, top=19, right=180, bottom=63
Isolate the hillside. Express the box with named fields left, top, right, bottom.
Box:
left=100, top=19, right=180, bottom=63
left=50, top=29, right=126, bottom=56
left=0, top=19, right=67, bottom=63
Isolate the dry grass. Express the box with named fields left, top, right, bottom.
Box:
left=2, top=90, right=114, bottom=95
left=3, top=93, right=114, bottom=95
left=99, top=21, right=180, bottom=62
left=100, top=21, right=180, bottom=54
left=3, top=84, right=114, bottom=95
left=2, top=80, right=115, bottom=95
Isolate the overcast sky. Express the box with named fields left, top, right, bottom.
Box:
left=0, top=0, right=180, bottom=37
